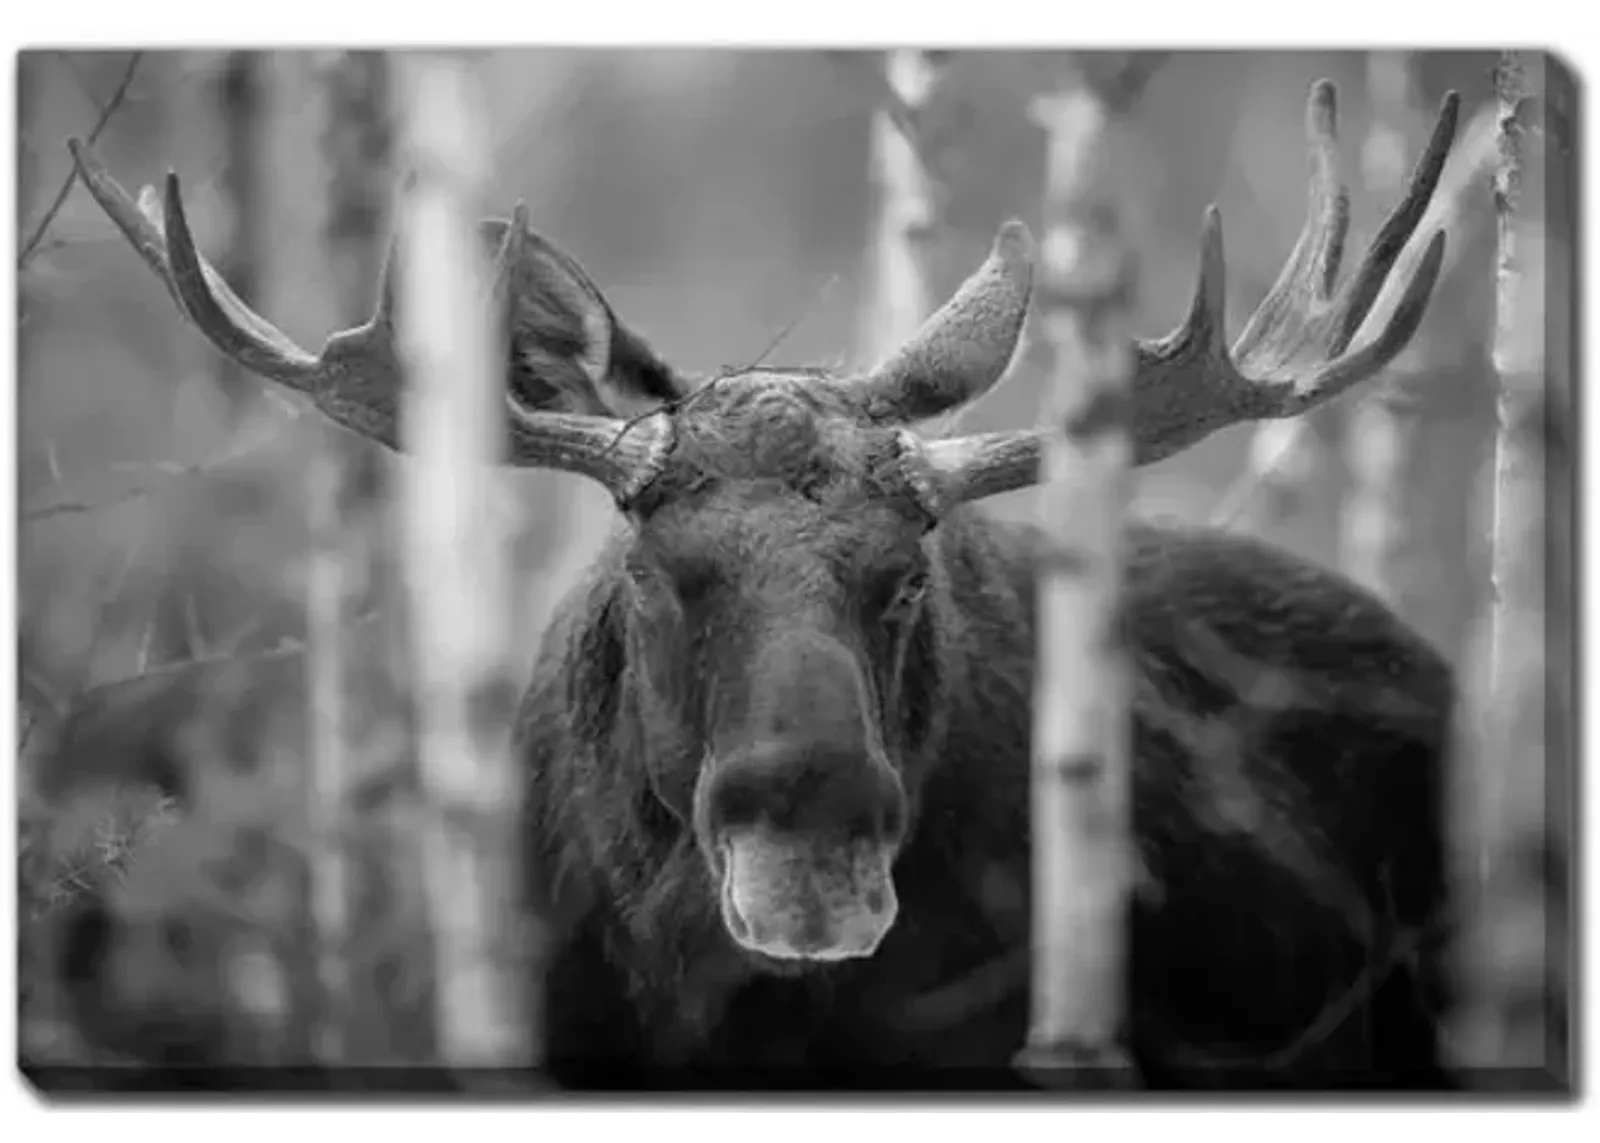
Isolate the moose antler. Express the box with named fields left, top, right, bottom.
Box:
left=920, top=80, right=1460, bottom=504
left=68, top=77, right=1456, bottom=516
left=65, top=138, right=670, bottom=504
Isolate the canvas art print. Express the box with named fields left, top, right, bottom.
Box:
left=14, top=47, right=1574, bottom=1099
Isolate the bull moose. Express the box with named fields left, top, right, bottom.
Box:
left=47, top=77, right=1462, bottom=1090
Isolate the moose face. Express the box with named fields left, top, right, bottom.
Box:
left=616, top=374, right=944, bottom=964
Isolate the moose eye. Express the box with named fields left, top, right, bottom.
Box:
left=882, top=569, right=929, bottom=624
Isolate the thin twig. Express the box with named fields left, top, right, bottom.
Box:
left=22, top=407, right=292, bottom=524
left=18, top=51, right=143, bottom=270
left=59, top=54, right=108, bottom=112
left=66, top=610, right=383, bottom=710
left=728, top=272, right=843, bottom=377
left=64, top=527, right=151, bottom=710
left=604, top=272, right=840, bottom=453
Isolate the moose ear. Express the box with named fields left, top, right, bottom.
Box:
left=479, top=220, right=686, bottom=419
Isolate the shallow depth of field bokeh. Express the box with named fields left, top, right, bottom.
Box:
left=15, top=49, right=1562, bottom=1074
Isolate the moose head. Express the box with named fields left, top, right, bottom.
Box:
left=67, top=79, right=1457, bottom=968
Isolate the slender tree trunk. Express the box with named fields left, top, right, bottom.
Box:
left=1237, top=414, right=1329, bottom=536
left=394, top=52, right=538, bottom=1076
left=214, top=52, right=266, bottom=422
left=1340, top=51, right=1427, bottom=604
left=1538, top=59, right=1576, bottom=1086
left=144, top=52, right=269, bottom=673
left=1015, top=55, right=1158, bottom=1088
left=860, top=50, right=946, bottom=370
left=302, top=452, right=350, bottom=1064
left=205, top=50, right=307, bottom=1062
left=302, top=48, right=398, bottom=1067
left=1450, top=50, right=1565, bottom=1081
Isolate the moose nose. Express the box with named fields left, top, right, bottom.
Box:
left=702, top=626, right=907, bottom=843
left=701, top=736, right=908, bottom=844
left=699, top=739, right=907, bottom=964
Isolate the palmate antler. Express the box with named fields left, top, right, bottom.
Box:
left=67, top=77, right=1458, bottom=513
left=66, top=138, right=670, bottom=503
left=919, top=80, right=1460, bottom=504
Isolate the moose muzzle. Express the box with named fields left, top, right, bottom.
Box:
left=696, top=628, right=908, bottom=962
left=717, top=825, right=898, bottom=961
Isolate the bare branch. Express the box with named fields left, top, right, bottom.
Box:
left=21, top=404, right=293, bottom=524
left=69, top=612, right=382, bottom=709
left=18, top=51, right=142, bottom=270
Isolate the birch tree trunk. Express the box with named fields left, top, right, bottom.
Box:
left=859, top=50, right=946, bottom=371
left=1341, top=89, right=1503, bottom=654
left=302, top=49, right=395, bottom=1065
left=1340, top=51, right=1426, bottom=604
left=394, top=52, right=537, bottom=1075
left=1450, top=50, right=1567, bottom=1084
left=1237, top=415, right=1326, bottom=536
left=1015, top=55, right=1157, bottom=1088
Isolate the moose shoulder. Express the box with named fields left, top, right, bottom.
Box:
left=55, top=78, right=1462, bottom=1090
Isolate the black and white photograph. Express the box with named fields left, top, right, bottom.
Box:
left=10, top=38, right=1580, bottom=1110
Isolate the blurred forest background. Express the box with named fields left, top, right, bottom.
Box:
left=13, top=48, right=1571, bottom=1079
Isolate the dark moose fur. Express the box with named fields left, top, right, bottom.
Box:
left=515, top=370, right=1455, bottom=1092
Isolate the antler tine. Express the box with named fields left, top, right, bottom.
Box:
left=1231, top=80, right=1351, bottom=362
left=1132, top=80, right=1457, bottom=446
left=72, top=138, right=669, bottom=502
left=159, top=170, right=328, bottom=387
left=69, top=138, right=325, bottom=391
left=66, top=139, right=184, bottom=315
left=481, top=200, right=529, bottom=306
left=481, top=197, right=675, bottom=499
left=919, top=78, right=1460, bottom=504
left=1220, top=86, right=1458, bottom=393
left=1322, top=90, right=1461, bottom=353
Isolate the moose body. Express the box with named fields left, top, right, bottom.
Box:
left=46, top=78, right=1466, bottom=1090
left=520, top=467, right=1454, bottom=1089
